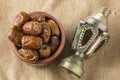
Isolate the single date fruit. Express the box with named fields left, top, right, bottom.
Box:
left=13, top=12, right=31, bottom=29
left=22, top=36, right=42, bottom=49
left=39, top=45, right=51, bottom=58
left=22, top=21, right=42, bottom=36
left=40, top=22, right=51, bottom=43
left=8, top=27, right=24, bottom=46
left=50, top=36, right=60, bottom=52
left=31, top=13, right=45, bottom=22
left=19, top=48, right=39, bottom=62
left=48, top=20, right=60, bottom=37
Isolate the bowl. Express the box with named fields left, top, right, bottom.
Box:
left=10, top=11, right=66, bottom=66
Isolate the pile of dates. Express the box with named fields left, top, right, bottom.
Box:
left=8, top=12, right=60, bottom=63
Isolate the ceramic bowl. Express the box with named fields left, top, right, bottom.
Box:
left=10, top=11, right=66, bottom=66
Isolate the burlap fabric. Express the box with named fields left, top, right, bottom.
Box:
left=0, top=0, right=120, bottom=80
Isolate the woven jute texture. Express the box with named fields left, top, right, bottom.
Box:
left=0, top=0, right=120, bottom=80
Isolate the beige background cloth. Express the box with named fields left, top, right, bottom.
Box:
left=0, top=0, right=120, bottom=80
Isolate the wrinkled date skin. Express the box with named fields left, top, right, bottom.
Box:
left=19, top=48, right=39, bottom=62
left=8, top=11, right=61, bottom=62
left=13, top=12, right=31, bottom=29
left=40, top=22, right=51, bottom=44
left=8, top=27, right=24, bottom=46
left=39, top=45, right=51, bottom=58
left=22, top=36, right=42, bottom=49
left=22, top=21, right=42, bottom=36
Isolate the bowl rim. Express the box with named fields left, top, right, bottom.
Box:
left=10, top=11, right=66, bottom=64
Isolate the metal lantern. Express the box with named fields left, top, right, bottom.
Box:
left=59, top=7, right=111, bottom=78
